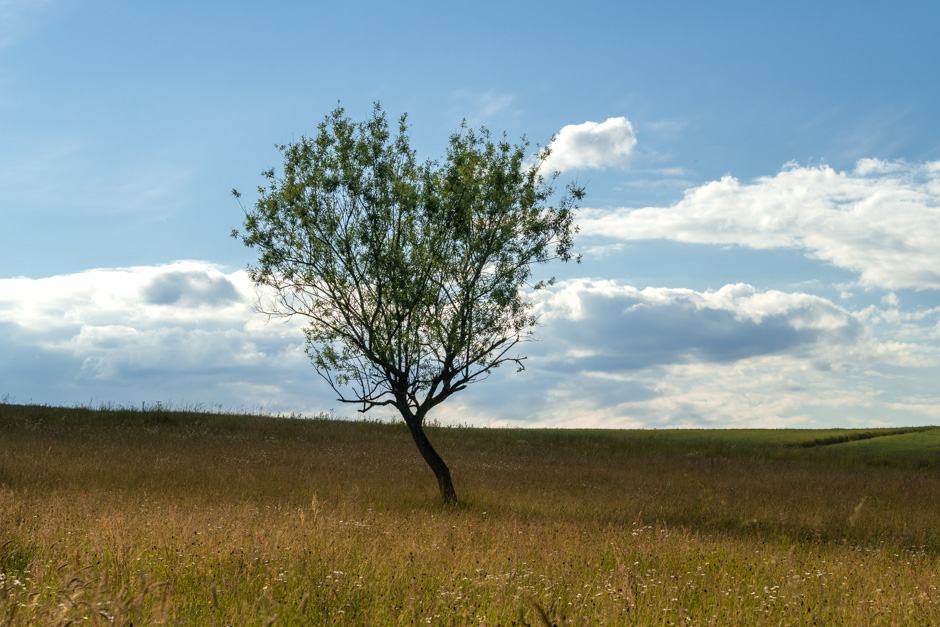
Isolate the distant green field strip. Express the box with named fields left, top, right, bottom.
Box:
left=467, top=426, right=940, bottom=455
left=574, top=427, right=937, bottom=450
left=797, top=426, right=936, bottom=448
left=826, top=426, right=940, bottom=452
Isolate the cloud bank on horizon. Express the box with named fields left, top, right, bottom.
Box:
left=0, top=262, right=315, bottom=412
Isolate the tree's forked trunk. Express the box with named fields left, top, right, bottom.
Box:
left=403, top=414, right=458, bottom=504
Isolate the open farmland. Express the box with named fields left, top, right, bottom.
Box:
left=1, top=403, right=938, bottom=625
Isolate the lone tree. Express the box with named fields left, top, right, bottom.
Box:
left=233, top=104, right=583, bottom=504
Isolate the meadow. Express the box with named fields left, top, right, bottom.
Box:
left=1, top=403, right=938, bottom=625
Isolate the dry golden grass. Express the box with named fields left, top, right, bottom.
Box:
left=1, top=403, right=938, bottom=624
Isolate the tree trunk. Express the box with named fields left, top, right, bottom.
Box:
left=403, top=415, right=458, bottom=504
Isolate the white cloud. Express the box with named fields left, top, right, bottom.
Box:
left=882, top=292, right=900, bottom=307
left=532, top=279, right=865, bottom=371
left=583, top=242, right=625, bottom=258
left=430, top=279, right=940, bottom=428
left=540, top=117, right=637, bottom=174
left=580, top=159, right=940, bottom=290
left=1, top=261, right=251, bottom=331
left=0, top=261, right=324, bottom=413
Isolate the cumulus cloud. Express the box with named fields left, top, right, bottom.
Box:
left=0, top=261, right=249, bottom=330
left=540, top=117, right=637, bottom=174
left=0, top=261, right=327, bottom=413
left=428, top=279, right=940, bottom=428
left=142, top=270, right=240, bottom=307
left=532, top=279, right=862, bottom=372
left=579, top=159, right=940, bottom=290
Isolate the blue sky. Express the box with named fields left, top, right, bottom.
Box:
left=2, top=1, right=939, bottom=428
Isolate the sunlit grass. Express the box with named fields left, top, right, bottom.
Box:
left=1, top=403, right=938, bottom=624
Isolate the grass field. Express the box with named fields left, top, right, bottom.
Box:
left=1, top=403, right=938, bottom=625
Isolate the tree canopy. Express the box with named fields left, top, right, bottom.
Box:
left=233, top=103, right=583, bottom=503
